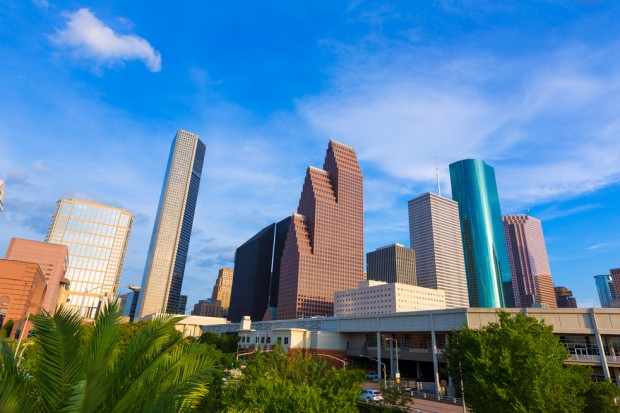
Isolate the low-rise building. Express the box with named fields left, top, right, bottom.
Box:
left=334, top=280, right=446, bottom=316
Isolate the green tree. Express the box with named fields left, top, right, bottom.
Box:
left=443, top=311, right=590, bottom=413
left=0, top=302, right=217, bottom=413
left=199, top=331, right=239, bottom=354
left=210, top=347, right=365, bottom=413
left=1, top=319, right=14, bottom=338
left=584, top=380, right=620, bottom=413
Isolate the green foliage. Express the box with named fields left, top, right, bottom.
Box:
left=584, top=380, right=620, bottom=413
left=199, top=331, right=239, bottom=354
left=443, top=311, right=591, bottom=413
left=205, top=349, right=365, bottom=413
left=0, top=302, right=218, bottom=413
left=1, top=319, right=14, bottom=338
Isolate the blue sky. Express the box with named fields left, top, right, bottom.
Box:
left=1, top=1, right=619, bottom=310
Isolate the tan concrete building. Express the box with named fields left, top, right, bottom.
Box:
left=334, top=280, right=446, bottom=316
left=191, top=299, right=224, bottom=317
left=211, top=268, right=234, bottom=315
left=5, top=238, right=69, bottom=313
left=408, top=192, right=470, bottom=309
left=0, top=260, right=47, bottom=338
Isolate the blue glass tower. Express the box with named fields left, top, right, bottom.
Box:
left=594, top=274, right=618, bottom=308
left=449, top=159, right=514, bottom=308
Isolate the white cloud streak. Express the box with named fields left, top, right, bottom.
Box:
left=51, top=8, right=161, bottom=72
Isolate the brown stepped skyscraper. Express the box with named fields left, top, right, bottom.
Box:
left=276, top=140, right=364, bottom=320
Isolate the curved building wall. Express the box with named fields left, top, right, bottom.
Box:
left=449, top=159, right=513, bottom=308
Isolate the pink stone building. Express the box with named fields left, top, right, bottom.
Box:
left=276, top=140, right=364, bottom=319
left=503, top=215, right=557, bottom=308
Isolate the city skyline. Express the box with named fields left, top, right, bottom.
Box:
left=1, top=2, right=620, bottom=309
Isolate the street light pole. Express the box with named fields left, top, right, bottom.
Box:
left=79, top=285, right=105, bottom=318
left=359, top=355, right=387, bottom=388
left=385, top=337, right=400, bottom=390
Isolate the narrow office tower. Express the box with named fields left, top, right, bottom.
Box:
left=137, top=130, right=206, bottom=318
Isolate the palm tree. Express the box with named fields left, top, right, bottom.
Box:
left=0, top=301, right=217, bottom=413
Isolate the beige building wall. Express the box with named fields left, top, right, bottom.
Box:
left=5, top=238, right=69, bottom=313
left=211, top=268, right=234, bottom=313
left=45, top=199, right=134, bottom=318
left=334, top=280, right=446, bottom=316
left=0, top=260, right=47, bottom=338
left=409, top=192, right=470, bottom=308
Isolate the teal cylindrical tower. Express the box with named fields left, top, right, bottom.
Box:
left=449, top=159, right=514, bottom=308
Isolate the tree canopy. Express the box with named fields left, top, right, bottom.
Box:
left=201, top=346, right=365, bottom=413
left=443, top=311, right=591, bottom=413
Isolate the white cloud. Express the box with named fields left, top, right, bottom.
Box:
left=51, top=8, right=161, bottom=72
left=298, top=43, right=620, bottom=212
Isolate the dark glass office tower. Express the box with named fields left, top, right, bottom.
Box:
left=228, top=217, right=291, bottom=322
left=137, top=130, right=206, bottom=318
left=449, top=159, right=514, bottom=308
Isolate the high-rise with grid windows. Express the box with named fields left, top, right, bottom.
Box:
left=45, top=199, right=133, bottom=318
left=276, top=140, right=364, bottom=319
left=137, top=130, right=206, bottom=318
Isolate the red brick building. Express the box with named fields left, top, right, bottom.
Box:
left=276, top=140, right=364, bottom=319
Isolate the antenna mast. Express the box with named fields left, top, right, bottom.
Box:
left=435, top=152, right=441, bottom=196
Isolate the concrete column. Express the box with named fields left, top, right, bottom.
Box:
left=376, top=331, right=382, bottom=381
left=416, top=361, right=421, bottom=379
left=390, top=339, right=394, bottom=378
left=590, top=308, right=611, bottom=380
left=430, top=314, right=441, bottom=397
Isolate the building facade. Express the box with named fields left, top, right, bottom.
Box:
left=555, top=286, right=578, bottom=308
left=277, top=140, right=364, bottom=319
left=122, top=287, right=141, bottom=322
left=449, top=159, right=514, bottom=308
left=595, top=274, right=618, bottom=308
left=367, top=244, right=416, bottom=286
left=0, top=260, right=47, bottom=338
left=5, top=238, right=69, bottom=313
left=334, top=280, right=446, bottom=316
left=502, top=215, right=556, bottom=308
left=611, top=268, right=620, bottom=304
left=138, top=130, right=206, bottom=318
left=211, top=268, right=234, bottom=315
left=228, top=217, right=291, bottom=322
left=217, top=307, right=620, bottom=391
left=45, top=199, right=133, bottom=318
left=408, top=192, right=469, bottom=308
left=191, top=299, right=224, bottom=317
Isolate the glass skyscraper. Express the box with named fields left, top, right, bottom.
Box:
left=449, top=159, right=514, bottom=308
left=137, top=130, right=206, bottom=318
left=0, top=179, right=5, bottom=215
left=45, top=199, right=134, bottom=318
left=594, top=274, right=618, bottom=308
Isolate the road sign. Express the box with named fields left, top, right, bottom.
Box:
left=395, top=372, right=400, bottom=379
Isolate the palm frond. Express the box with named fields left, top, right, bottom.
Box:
left=0, top=339, right=35, bottom=413
left=30, top=306, right=84, bottom=413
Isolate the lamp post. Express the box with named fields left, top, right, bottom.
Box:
left=316, top=353, right=347, bottom=369
left=79, top=285, right=105, bottom=318
left=358, top=355, right=387, bottom=388
left=1, top=302, right=30, bottom=358
left=385, top=337, right=400, bottom=389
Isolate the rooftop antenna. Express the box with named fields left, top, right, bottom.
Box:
left=435, top=152, right=441, bottom=196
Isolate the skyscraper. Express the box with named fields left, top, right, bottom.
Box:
left=0, top=179, right=5, bottom=215
left=45, top=199, right=134, bottom=318
left=449, top=159, right=514, bottom=308
left=366, top=243, right=416, bottom=286
left=503, top=215, right=557, bottom=308
left=277, top=140, right=364, bottom=319
left=594, top=274, right=618, bottom=308
left=554, top=286, right=577, bottom=308
left=610, top=268, right=620, bottom=303
left=211, top=268, right=234, bottom=315
left=228, top=217, right=290, bottom=322
left=408, top=192, right=469, bottom=308
left=137, top=130, right=206, bottom=318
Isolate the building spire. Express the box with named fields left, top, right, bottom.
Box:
left=435, top=152, right=441, bottom=196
